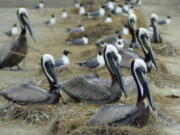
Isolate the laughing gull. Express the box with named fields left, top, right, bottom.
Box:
left=4, top=23, right=19, bottom=37
left=61, top=9, right=70, bottom=20
left=122, top=2, right=129, bottom=14
left=45, top=14, right=56, bottom=26
left=55, top=50, right=71, bottom=70
left=34, top=1, right=44, bottom=9
left=67, top=35, right=89, bottom=45
left=158, top=16, right=171, bottom=25
left=79, top=3, right=86, bottom=15
left=74, top=1, right=81, bottom=8
left=116, top=24, right=129, bottom=36
left=104, top=14, right=112, bottom=23
left=111, top=4, right=123, bottom=14
left=106, top=0, right=116, bottom=11
left=66, top=25, right=85, bottom=33
left=86, top=5, right=105, bottom=18
left=77, top=50, right=105, bottom=70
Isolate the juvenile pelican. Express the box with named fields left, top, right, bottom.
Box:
left=0, top=54, right=61, bottom=104
left=4, top=23, right=19, bottom=38
left=0, top=8, right=35, bottom=70
left=89, top=59, right=156, bottom=126
left=77, top=50, right=105, bottom=70
left=58, top=45, right=128, bottom=104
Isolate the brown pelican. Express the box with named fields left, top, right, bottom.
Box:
left=89, top=59, right=156, bottom=126
left=136, top=28, right=158, bottom=71
left=128, top=13, right=139, bottom=48
left=0, top=8, right=35, bottom=70
left=149, top=13, right=162, bottom=43
left=0, top=54, right=61, bottom=104
left=58, top=45, right=128, bottom=104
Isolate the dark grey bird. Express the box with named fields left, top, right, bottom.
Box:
left=77, top=50, right=105, bottom=70
left=55, top=50, right=71, bottom=70
left=0, top=54, right=61, bottom=105
left=67, top=35, right=89, bottom=45
left=158, top=16, right=171, bottom=25
left=4, top=23, right=19, bottom=37
left=149, top=13, right=162, bottom=43
left=66, top=25, right=85, bottom=33
left=0, top=8, right=35, bottom=70
left=89, top=59, right=156, bottom=126
left=57, top=45, right=129, bottom=104
left=34, top=1, right=44, bottom=9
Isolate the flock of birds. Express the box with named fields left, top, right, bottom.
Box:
left=0, top=0, right=172, bottom=126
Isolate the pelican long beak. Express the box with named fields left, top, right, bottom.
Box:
left=130, top=19, right=136, bottom=30
left=136, top=66, right=156, bottom=110
left=143, top=37, right=158, bottom=70
left=106, top=52, right=128, bottom=97
left=20, top=13, right=36, bottom=41
left=142, top=74, right=156, bottom=110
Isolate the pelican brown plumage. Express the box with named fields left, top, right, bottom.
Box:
left=0, top=8, right=35, bottom=70
left=57, top=45, right=129, bottom=104
left=0, top=54, right=61, bottom=104
left=89, top=59, right=156, bottom=126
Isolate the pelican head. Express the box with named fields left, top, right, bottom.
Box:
left=128, top=13, right=137, bottom=29
left=103, top=45, right=127, bottom=97
left=17, top=8, right=35, bottom=40
left=41, top=54, right=57, bottom=86
left=136, top=28, right=158, bottom=71
left=131, top=59, right=156, bottom=110
left=150, top=13, right=158, bottom=24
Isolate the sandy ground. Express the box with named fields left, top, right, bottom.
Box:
left=0, top=0, right=179, bottom=134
